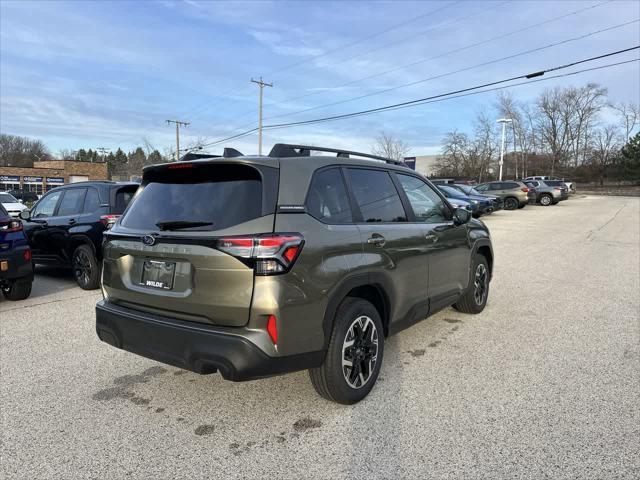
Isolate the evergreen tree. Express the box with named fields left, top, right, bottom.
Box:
left=147, top=150, right=163, bottom=165
left=75, top=148, right=87, bottom=161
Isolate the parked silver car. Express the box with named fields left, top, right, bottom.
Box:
left=523, top=180, right=566, bottom=206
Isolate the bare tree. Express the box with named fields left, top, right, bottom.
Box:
left=609, top=101, right=640, bottom=142
left=0, top=134, right=50, bottom=167
left=590, top=125, right=621, bottom=185
left=371, top=132, right=410, bottom=161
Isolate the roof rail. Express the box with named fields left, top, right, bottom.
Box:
left=268, top=143, right=407, bottom=166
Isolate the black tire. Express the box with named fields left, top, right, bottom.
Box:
left=72, top=244, right=100, bottom=290
left=309, top=297, right=384, bottom=404
left=2, top=280, right=32, bottom=301
left=517, top=203, right=526, bottom=209
left=504, top=197, right=519, bottom=210
left=539, top=193, right=553, bottom=206
left=453, top=253, right=490, bottom=314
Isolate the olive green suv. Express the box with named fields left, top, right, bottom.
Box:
left=95, top=144, right=493, bottom=404
left=475, top=181, right=529, bottom=210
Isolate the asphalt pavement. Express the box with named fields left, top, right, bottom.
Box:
left=1, top=195, right=638, bottom=479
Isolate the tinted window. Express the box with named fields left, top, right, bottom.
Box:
left=398, top=174, right=449, bottom=223
left=348, top=169, right=406, bottom=223
left=489, top=183, right=502, bottom=191
left=475, top=184, right=489, bottom=192
left=58, top=188, right=87, bottom=216
left=122, top=164, right=262, bottom=231
left=504, top=182, right=520, bottom=189
left=83, top=188, right=100, bottom=213
left=32, top=191, right=63, bottom=218
left=306, top=168, right=352, bottom=224
left=113, top=186, right=137, bottom=214
left=544, top=180, right=564, bottom=187
left=438, top=185, right=463, bottom=197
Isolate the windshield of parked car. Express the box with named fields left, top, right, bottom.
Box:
left=438, top=185, right=465, bottom=197
left=0, top=193, right=19, bottom=203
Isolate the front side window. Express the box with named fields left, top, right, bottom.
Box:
left=348, top=169, right=406, bottom=223
left=57, top=188, right=87, bottom=216
left=306, top=168, right=352, bottom=224
left=397, top=174, right=450, bottom=223
left=31, top=190, right=63, bottom=218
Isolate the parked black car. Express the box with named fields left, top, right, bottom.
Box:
left=8, top=189, right=39, bottom=203
left=0, top=203, right=33, bottom=300
left=19, top=181, right=138, bottom=289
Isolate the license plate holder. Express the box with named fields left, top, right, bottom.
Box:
left=141, top=260, right=176, bottom=290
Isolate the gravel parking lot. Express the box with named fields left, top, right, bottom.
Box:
left=1, top=195, right=638, bottom=480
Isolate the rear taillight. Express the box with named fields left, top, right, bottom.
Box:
left=100, top=215, right=121, bottom=229
left=23, top=248, right=31, bottom=262
left=521, top=187, right=529, bottom=192
left=216, top=233, right=304, bottom=275
left=554, top=187, right=562, bottom=191
left=0, top=220, right=23, bottom=232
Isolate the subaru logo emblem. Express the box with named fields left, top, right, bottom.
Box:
left=142, top=235, right=156, bottom=246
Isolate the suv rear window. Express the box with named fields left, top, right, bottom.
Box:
left=121, top=164, right=263, bottom=231
left=113, top=186, right=137, bottom=214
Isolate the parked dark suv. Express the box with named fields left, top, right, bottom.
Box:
left=95, top=145, right=493, bottom=404
left=19, top=181, right=138, bottom=290
left=0, top=203, right=33, bottom=300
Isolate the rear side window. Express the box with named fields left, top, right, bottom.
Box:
left=306, top=168, right=352, bottom=224
left=544, top=180, right=563, bottom=186
left=113, top=186, right=137, bottom=214
left=121, top=164, right=263, bottom=231
left=57, top=188, right=87, bottom=216
left=83, top=188, right=100, bottom=213
left=504, top=182, right=520, bottom=189
left=347, top=168, right=407, bottom=223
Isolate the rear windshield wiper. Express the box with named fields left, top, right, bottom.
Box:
left=155, top=220, right=213, bottom=231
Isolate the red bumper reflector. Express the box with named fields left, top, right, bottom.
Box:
left=23, top=249, right=32, bottom=262
left=267, top=315, right=278, bottom=344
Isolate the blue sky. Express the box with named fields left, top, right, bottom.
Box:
left=1, top=0, right=639, bottom=157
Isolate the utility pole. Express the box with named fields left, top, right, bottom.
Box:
left=497, top=118, right=512, bottom=181
left=251, top=77, right=273, bottom=155
left=96, top=147, right=109, bottom=163
left=166, top=119, right=189, bottom=161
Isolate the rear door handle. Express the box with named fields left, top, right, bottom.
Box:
left=425, top=233, right=438, bottom=243
left=68, top=219, right=76, bottom=225
left=367, top=235, right=386, bottom=247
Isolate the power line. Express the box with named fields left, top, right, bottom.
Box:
left=179, top=1, right=462, bottom=123
left=205, top=0, right=617, bottom=141
left=194, top=46, right=639, bottom=149
left=261, top=19, right=639, bottom=123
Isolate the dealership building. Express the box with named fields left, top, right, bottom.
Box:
left=0, top=160, right=108, bottom=196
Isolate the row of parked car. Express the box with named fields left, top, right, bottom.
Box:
left=0, top=171, right=572, bottom=302
left=432, top=176, right=572, bottom=216
left=0, top=144, right=576, bottom=403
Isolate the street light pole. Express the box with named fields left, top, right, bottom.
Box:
left=497, top=118, right=512, bottom=181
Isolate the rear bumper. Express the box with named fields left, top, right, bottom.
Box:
left=0, top=246, right=33, bottom=282
left=95, top=300, right=325, bottom=381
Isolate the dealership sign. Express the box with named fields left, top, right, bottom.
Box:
left=22, top=176, right=43, bottom=183
left=46, top=177, right=65, bottom=184
left=0, top=175, right=20, bottom=182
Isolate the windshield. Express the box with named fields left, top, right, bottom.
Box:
left=0, top=193, right=19, bottom=203
left=121, top=164, right=264, bottom=231
left=438, top=185, right=463, bottom=197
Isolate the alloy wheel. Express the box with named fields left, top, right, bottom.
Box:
left=73, top=249, right=92, bottom=287
left=342, top=316, right=379, bottom=389
left=505, top=198, right=518, bottom=210
left=474, top=263, right=488, bottom=305
left=540, top=195, right=552, bottom=206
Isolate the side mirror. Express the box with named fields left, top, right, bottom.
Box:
left=453, top=207, right=471, bottom=225
left=18, top=199, right=24, bottom=204
left=19, top=210, right=31, bottom=221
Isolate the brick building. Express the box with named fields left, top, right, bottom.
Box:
left=0, top=160, right=108, bottom=196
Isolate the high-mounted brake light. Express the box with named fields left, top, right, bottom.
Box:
left=167, top=163, right=194, bottom=169
left=216, top=233, right=304, bottom=275
left=100, top=215, right=120, bottom=230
